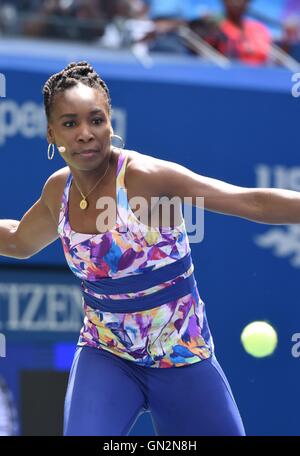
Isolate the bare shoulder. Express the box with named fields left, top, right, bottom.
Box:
left=125, top=150, right=187, bottom=197
left=41, top=166, right=70, bottom=222
left=42, top=166, right=69, bottom=199
left=126, top=150, right=171, bottom=172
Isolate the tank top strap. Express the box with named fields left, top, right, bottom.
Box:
left=116, top=149, right=129, bottom=229
left=58, top=171, right=73, bottom=227
left=116, top=148, right=128, bottom=189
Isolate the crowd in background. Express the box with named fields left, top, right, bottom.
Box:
left=1, top=0, right=300, bottom=66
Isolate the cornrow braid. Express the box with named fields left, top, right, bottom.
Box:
left=42, top=61, right=111, bottom=120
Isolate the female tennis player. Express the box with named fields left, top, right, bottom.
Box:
left=1, top=61, right=299, bottom=436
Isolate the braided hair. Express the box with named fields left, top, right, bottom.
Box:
left=43, top=61, right=111, bottom=121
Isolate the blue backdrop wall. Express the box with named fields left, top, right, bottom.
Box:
left=0, top=43, right=300, bottom=435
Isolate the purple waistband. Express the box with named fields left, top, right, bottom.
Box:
left=81, top=253, right=195, bottom=313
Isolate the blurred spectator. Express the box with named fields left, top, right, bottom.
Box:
left=279, top=0, right=300, bottom=61
left=134, top=0, right=198, bottom=54
left=22, top=0, right=150, bottom=44
left=114, top=0, right=148, bottom=19
left=0, top=0, right=52, bottom=36
left=0, top=0, right=280, bottom=65
left=22, top=0, right=106, bottom=42
left=0, top=2, right=19, bottom=35
left=201, top=0, right=272, bottom=65
left=282, top=0, right=300, bottom=45
left=99, top=0, right=151, bottom=48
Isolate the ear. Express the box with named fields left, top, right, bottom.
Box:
left=47, top=124, right=55, bottom=144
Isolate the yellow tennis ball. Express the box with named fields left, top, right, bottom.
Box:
left=241, top=321, right=278, bottom=358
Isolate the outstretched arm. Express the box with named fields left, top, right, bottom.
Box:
left=249, top=188, right=300, bottom=224
left=0, top=180, right=59, bottom=259
left=138, top=156, right=300, bottom=225
left=172, top=165, right=300, bottom=224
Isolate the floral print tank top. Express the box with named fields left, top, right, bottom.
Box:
left=57, top=149, right=214, bottom=367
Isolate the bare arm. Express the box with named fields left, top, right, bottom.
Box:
left=133, top=153, right=300, bottom=225
left=251, top=188, right=300, bottom=224
left=165, top=162, right=300, bottom=224
left=0, top=179, right=59, bottom=260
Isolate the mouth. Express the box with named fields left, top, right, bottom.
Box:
left=75, top=149, right=100, bottom=158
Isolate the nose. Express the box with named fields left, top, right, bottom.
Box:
left=77, top=123, right=95, bottom=142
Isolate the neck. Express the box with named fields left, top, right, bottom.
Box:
left=227, top=14, right=244, bottom=27
left=70, top=147, right=115, bottom=196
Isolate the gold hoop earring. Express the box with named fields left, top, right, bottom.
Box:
left=111, top=134, right=124, bottom=149
left=47, top=143, right=55, bottom=160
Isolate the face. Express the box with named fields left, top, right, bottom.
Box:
left=47, top=82, right=112, bottom=171
left=223, top=0, right=249, bottom=19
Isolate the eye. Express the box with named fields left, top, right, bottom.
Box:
left=63, top=121, right=76, bottom=127
left=92, top=118, right=104, bottom=125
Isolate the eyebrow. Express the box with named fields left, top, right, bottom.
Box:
left=59, top=109, right=105, bottom=120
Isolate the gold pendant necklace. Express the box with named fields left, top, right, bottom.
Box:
left=73, top=155, right=111, bottom=210
left=80, top=199, right=88, bottom=210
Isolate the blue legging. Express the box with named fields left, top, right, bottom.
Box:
left=64, top=346, right=246, bottom=436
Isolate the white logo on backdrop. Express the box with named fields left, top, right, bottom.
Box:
left=291, top=72, right=300, bottom=98
left=291, top=333, right=300, bottom=358
left=0, top=333, right=5, bottom=357
left=255, top=225, right=300, bottom=267
left=254, top=165, right=300, bottom=268
left=0, top=73, right=6, bottom=98
left=0, top=283, right=83, bottom=332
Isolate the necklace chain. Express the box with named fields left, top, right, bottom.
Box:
left=73, top=155, right=111, bottom=210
